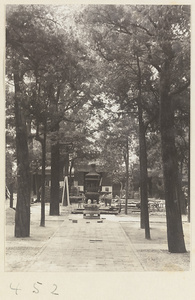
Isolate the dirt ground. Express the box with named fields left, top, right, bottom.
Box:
left=120, top=217, right=190, bottom=271
left=5, top=203, right=190, bottom=272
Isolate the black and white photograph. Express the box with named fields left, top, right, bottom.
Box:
left=3, top=2, right=193, bottom=299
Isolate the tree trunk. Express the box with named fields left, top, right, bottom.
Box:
left=139, top=131, right=150, bottom=239
left=40, top=121, right=46, bottom=226
left=187, top=160, right=190, bottom=222
left=125, top=138, right=129, bottom=215
left=50, top=140, right=60, bottom=215
left=136, top=55, right=150, bottom=239
left=35, top=173, right=41, bottom=202
left=138, top=116, right=150, bottom=239
left=187, top=120, right=190, bottom=223
left=9, top=182, right=14, bottom=208
left=49, top=84, right=60, bottom=215
left=14, top=72, right=30, bottom=237
left=62, top=151, right=69, bottom=206
left=69, top=159, right=74, bottom=197
left=160, top=59, right=186, bottom=253
left=177, top=172, right=186, bottom=215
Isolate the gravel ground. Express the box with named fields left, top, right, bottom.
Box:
left=5, top=207, right=65, bottom=272
left=120, top=218, right=190, bottom=271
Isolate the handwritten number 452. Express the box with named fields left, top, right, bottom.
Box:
left=10, top=282, right=59, bottom=295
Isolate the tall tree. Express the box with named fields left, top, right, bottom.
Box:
left=13, top=71, right=31, bottom=237
left=82, top=6, right=152, bottom=237
left=6, top=6, right=33, bottom=236
left=82, top=4, right=190, bottom=251
left=140, top=5, right=190, bottom=252
left=6, top=4, right=65, bottom=228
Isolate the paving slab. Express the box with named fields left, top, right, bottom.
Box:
left=24, top=216, right=145, bottom=272
left=5, top=201, right=190, bottom=272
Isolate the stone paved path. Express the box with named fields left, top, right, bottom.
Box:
left=25, top=215, right=145, bottom=272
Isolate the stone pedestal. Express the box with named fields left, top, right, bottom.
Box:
left=83, top=204, right=100, bottom=219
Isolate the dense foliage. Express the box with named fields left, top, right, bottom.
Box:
left=6, top=5, right=190, bottom=252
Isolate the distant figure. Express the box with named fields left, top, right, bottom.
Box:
left=82, top=193, right=86, bottom=204
left=105, top=192, right=112, bottom=206
left=78, top=200, right=82, bottom=208
left=78, top=193, right=84, bottom=208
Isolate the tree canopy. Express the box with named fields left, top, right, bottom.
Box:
left=6, top=4, right=190, bottom=252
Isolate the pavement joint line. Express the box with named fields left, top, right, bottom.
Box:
left=8, top=204, right=189, bottom=272
left=27, top=219, right=143, bottom=271
left=118, top=222, right=146, bottom=271
left=20, top=217, right=68, bottom=272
